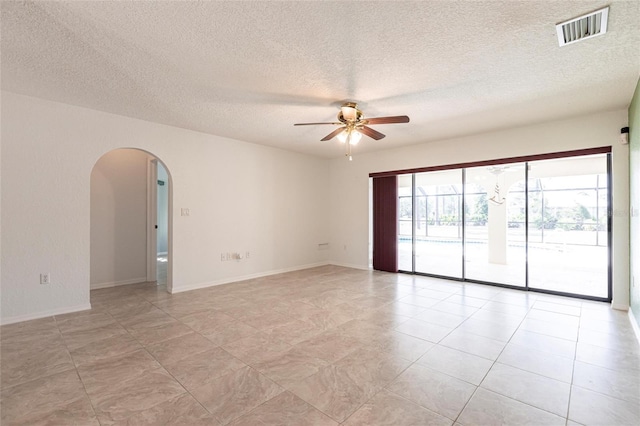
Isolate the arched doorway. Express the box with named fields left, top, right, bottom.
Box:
left=90, top=148, right=172, bottom=293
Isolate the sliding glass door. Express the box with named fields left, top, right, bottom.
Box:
left=398, top=174, right=413, bottom=271
left=389, top=151, right=611, bottom=300
left=527, top=155, right=609, bottom=298
left=414, top=170, right=463, bottom=278
left=464, top=164, right=526, bottom=287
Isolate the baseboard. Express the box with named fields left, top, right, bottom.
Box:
left=1, top=303, right=92, bottom=326
left=328, top=261, right=372, bottom=271
left=611, top=302, right=629, bottom=311
left=629, top=307, right=640, bottom=345
left=171, top=262, right=331, bottom=294
left=91, top=277, right=147, bottom=290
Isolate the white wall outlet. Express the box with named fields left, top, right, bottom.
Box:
left=225, top=253, right=230, bottom=261
left=40, top=273, right=50, bottom=285
left=181, top=208, right=190, bottom=216
left=246, top=251, right=250, bottom=259
left=221, top=253, right=225, bottom=261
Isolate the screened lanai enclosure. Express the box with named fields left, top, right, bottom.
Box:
left=374, top=149, right=610, bottom=300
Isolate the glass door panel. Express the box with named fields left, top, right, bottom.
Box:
left=397, top=174, right=413, bottom=271
left=464, top=164, right=526, bottom=286
left=527, top=154, right=609, bottom=298
left=414, top=170, right=463, bottom=278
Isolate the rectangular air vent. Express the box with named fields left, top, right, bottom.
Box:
left=556, top=6, right=609, bottom=47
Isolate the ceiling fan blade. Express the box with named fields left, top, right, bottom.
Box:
left=365, top=115, right=410, bottom=125
left=359, top=126, right=386, bottom=140
left=321, top=127, right=346, bottom=141
left=294, top=122, right=341, bottom=126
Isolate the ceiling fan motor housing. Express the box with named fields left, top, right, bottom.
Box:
left=339, top=102, right=363, bottom=123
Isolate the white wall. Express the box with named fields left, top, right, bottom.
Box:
left=329, top=110, right=630, bottom=309
left=90, top=148, right=150, bottom=289
left=0, top=91, right=330, bottom=324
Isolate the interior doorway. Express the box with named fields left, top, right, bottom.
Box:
left=155, top=161, right=170, bottom=286
left=91, top=148, right=172, bottom=292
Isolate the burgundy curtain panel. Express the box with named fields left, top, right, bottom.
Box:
left=372, top=176, right=398, bottom=272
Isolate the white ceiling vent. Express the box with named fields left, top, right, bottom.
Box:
left=556, top=7, right=609, bottom=47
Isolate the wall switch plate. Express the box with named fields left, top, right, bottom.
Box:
left=40, top=273, right=50, bottom=285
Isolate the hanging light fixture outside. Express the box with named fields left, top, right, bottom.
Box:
left=489, top=182, right=505, bottom=205
left=487, top=166, right=507, bottom=205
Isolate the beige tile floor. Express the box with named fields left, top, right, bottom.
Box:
left=1, top=265, right=639, bottom=425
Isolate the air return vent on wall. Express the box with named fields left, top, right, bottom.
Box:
left=556, top=6, right=609, bottom=47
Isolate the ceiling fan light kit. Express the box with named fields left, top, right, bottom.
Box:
left=294, top=102, right=409, bottom=160
left=337, top=128, right=362, bottom=145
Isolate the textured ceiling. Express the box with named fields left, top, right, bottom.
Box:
left=2, top=1, right=639, bottom=158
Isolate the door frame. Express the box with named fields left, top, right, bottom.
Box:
left=373, top=146, right=612, bottom=302
left=147, top=156, right=173, bottom=292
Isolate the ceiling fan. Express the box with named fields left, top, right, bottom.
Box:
left=294, top=102, right=410, bottom=160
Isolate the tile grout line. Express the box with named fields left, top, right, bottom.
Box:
left=52, top=313, right=101, bottom=424
left=338, top=286, right=531, bottom=424
left=83, top=294, right=204, bottom=424
left=566, top=311, right=581, bottom=424
left=571, top=311, right=640, bottom=406
left=146, top=288, right=332, bottom=424
left=120, top=349, right=207, bottom=421
left=123, top=296, right=240, bottom=424
left=333, top=349, right=419, bottom=425
left=450, top=294, right=537, bottom=424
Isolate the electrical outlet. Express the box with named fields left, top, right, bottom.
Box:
left=40, top=273, right=50, bottom=285
left=246, top=251, right=250, bottom=259
left=181, top=208, right=190, bottom=216
left=221, top=253, right=225, bottom=261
